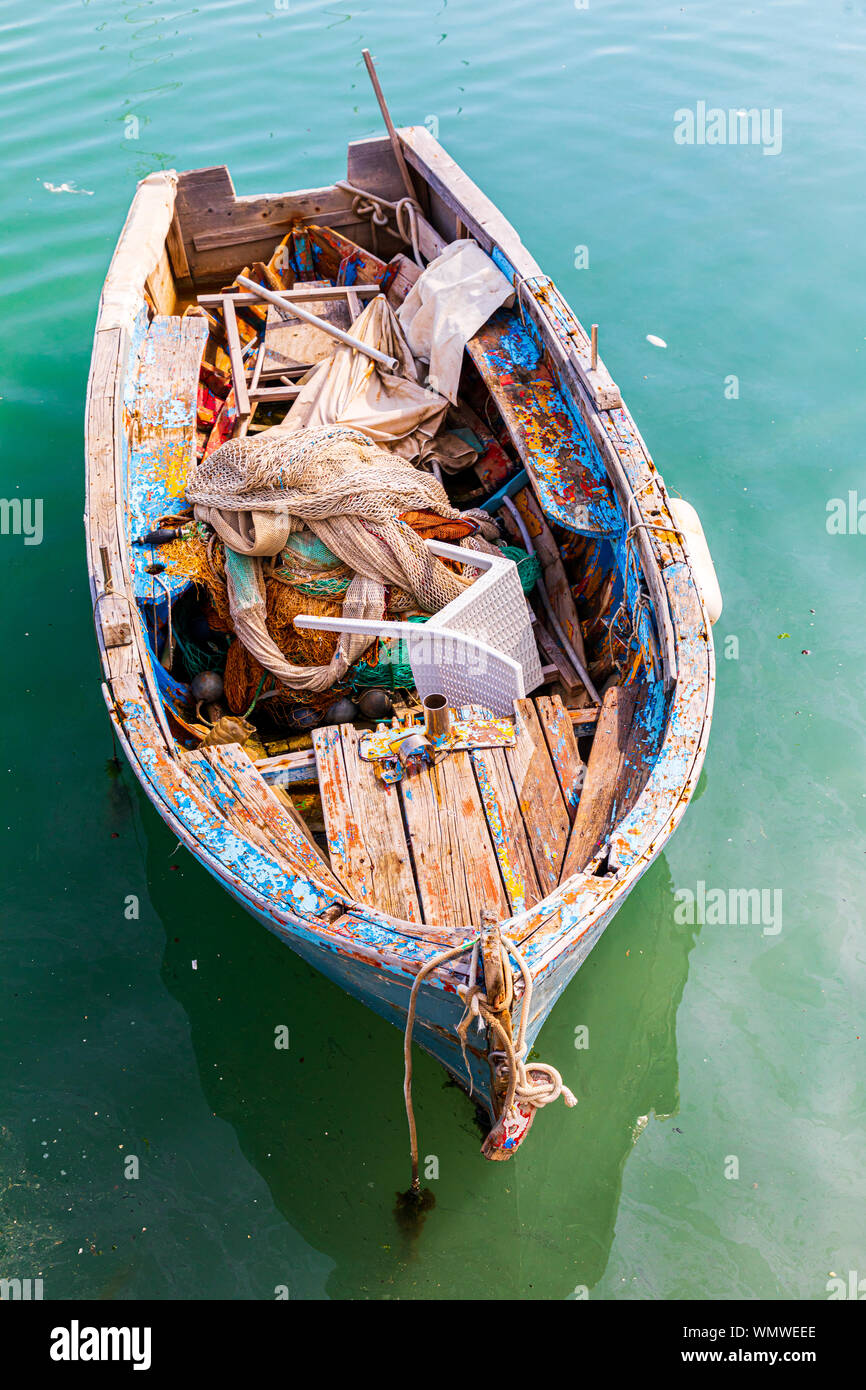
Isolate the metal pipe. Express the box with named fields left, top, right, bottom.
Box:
left=235, top=275, right=399, bottom=371
left=501, top=495, right=601, bottom=705
left=422, top=692, right=451, bottom=740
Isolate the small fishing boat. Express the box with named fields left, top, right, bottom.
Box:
left=85, top=65, right=718, bottom=1170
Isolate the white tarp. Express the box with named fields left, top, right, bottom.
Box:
left=273, top=295, right=448, bottom=461
left=396, top=239, right=515, bottom=404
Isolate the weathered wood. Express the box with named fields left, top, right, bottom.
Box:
left=559, top=684, right=638, bottom=879
left=222, top=296, right=250, bottom=418
left=505, top=699, right=570, bottom=894
left=400, top=752, right=507, bottom=930
left=247, top=384, right=303, bottom=403
left=385, top=251, right=423, bottom=307
left=313, top=726, right=421, bottom=922
left=254, top=748, right=317, bottom=778
left=173, top=166, right=370, bottom=282
left=569, top=707, right=600, bottom=727
left=127, top=315, right=208, bottom=599
left=192, top=743, right=347, bottom=896
left=270, top=784, right=325, bottom=855
left=86, top=328, right=138, bottom=681
left=165, top=209, right=191, bottom=285
left=196, top=285, right=381, bottom=308
left=509, top=487, right=588, bottom=667
left=191, top=209, right=362, bottom=251
left=339, top=725, right=421, bottom=922
left=533, top=620, right=582, bottom=692
left=144, top=244, right=176, bottom=316
left=346, top=135, right=407, bottom=206
left=236, top=275, right=398, bottom=370
left=535, top=693, right=586, bottom=825
left=472, top=746, right=542, bottom=914
left=261, top=290, right=351, bottom=372
left=468, top=314, right=619, bottom=540
left=361, top=49, right=419, bottom=204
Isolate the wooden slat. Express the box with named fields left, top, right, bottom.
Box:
left=197, top=743, right=346, bottom=895
left=431, top=753, right=508, bottom=925
left=400, top=752, right=507, bottom=930
left=533, top=620, right=582, bottom=692
left=313, top=726, right=421, bottom=922
left=535, top=693, right=586, bottom=824
left=509, top=486, right=588, bottom=669
left=505, top=699, right=570, bottom=894
left=127, top=315, right=208, bottom=599
left=222, top=297, right=250, bottom=418
left=471, top=747, right=542, bottom=914
left=196, top=286, right=381, bottom=308
left=339, top=725, right=421, bottom=923
left=559, top=684, right=639, bottom=880
left=468, top=315, right=619, bottom=539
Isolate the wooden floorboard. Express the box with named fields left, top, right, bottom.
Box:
left=400, top=751, right=507, bottom=930
left=535, top=692, right=587, bottom=825
left=559, top=683, right=639, bottom=880
left=471, top=746, right=542, bottom=914
left=313, top=725, right=421, bottom=922
left=338, top=725, right=422, bottom=923
left=505, top=698, right=571, bottom=895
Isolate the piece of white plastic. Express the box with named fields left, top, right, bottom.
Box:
left=668, top=497, right=723, bottom=624
left=294, top=541, right=543, bottom=716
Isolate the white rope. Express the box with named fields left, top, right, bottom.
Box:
left=335, top=180, right=426, bottom=268
left=402, top=930, right=575, bottom=1185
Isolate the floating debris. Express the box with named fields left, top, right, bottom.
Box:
left=646, top=334, right=667, bottom=348
left=43, top=181, right=94, bottom=196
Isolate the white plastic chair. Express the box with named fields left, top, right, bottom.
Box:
left=294, top=541, right=543, bottom=716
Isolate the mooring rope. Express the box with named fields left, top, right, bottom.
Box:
left=402, top=930, right=576, bottom=1186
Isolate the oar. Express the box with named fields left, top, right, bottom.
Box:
left=361, top=48, right=419, bottom=205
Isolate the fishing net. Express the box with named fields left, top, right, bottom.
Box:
left=185, top=424, right=498, bottom=609
left=184, top=423, right=500, bottom=694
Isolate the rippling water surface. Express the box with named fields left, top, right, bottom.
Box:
left=1, top=0, right=864, bottom=1299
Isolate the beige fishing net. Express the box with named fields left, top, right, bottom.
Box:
left=184, top=424, right=499, bottom=694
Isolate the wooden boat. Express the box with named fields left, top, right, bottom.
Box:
left=85, top=122, right=717, bottom=1165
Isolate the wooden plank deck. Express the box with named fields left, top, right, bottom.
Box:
left=312, top=696, right=590, bottom=931
left=313, top=725, right=422, bottom=922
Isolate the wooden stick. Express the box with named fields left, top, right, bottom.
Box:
left=590, top=324, right=598, bottom=372
left=234, top=275, right=399, bottom=371
left=223, top=296, right=251, bottom=418
left=568, top=706, right=601, bottom=725
left=196, top=285, right=381, bottom=308
left=361, top=48, right=419, bottom=204
left=236, top=336, right=266, bottom=439
left=248, top=385, right=303, bottom=402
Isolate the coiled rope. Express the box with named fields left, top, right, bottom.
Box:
left=402, top=931, right=576, bottom=1186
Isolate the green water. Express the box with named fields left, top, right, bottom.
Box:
left=2, top=0, right=864, bottom=1301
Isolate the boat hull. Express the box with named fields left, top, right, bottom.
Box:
left=86, top=134, right=715, bottom=1158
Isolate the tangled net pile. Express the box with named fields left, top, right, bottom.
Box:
left=183, top=424, right=500, bottom=700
